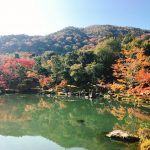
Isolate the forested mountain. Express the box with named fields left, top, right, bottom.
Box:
left=0, top=25, right=149, bottom=54
left=0, top=30, right=149, bottom=96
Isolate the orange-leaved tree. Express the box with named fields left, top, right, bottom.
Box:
left=39, top=76, right=53, bottom=88
left=111, top=48, right=150, bottom=95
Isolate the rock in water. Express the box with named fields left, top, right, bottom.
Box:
left=76, top=119, right=85, bottom=125
left=106, top=130, right=140, bottom=143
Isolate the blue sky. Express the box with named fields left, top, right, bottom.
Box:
left=0, top=0, right=149, bottom=35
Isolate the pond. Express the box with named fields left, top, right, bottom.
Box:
left=0, top=94, right=149, bottom=150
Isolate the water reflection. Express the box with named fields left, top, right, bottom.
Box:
left=0, top=94, right=149, bottom=150
left=0, top=135, right=87, bottom=150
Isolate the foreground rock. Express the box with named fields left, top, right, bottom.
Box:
left=106, top=130, right=140, bottom=143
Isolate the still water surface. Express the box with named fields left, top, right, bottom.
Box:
left=0, top=94, right=149, bottom=150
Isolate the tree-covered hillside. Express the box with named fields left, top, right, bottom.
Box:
left=0, top=25, right=149, bottom=54
left=0, top=34, right=149, bottom=95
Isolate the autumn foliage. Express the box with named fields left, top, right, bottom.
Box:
left=39, top=76, right=53, bottom=88
left=0, top=54, right=35, bottom=89
left=58, top=80, right=68, bottom=88
left=27, top=71, right=38, bottom=78
left=111, top=48, right=150, bottom=95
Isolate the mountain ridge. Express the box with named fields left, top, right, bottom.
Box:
left=0, top=25, right=149, bottom=54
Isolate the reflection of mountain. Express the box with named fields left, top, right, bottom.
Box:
left=0, top=135, right=63, bottom=150
left=0, top=135, right=87, bottom=150
left=0, top=94, right=146, bottom=150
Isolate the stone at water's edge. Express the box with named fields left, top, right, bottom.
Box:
left=106, top=130, right=140, bottom=143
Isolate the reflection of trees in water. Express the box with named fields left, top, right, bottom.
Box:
left=112, top=107, right=150, bottom=140
left=108, top=105, right=150, bottom=149
left=0, top=95, right=149, bottom=150
left=96, top=103, right=150, bottom=143
left=0, top=96, right=118, bottom=150
left=128, top=108, right=150, bottom=121
left=110, top=106, right=126, bottom=120
left=96, top=104, right=127, bottom=120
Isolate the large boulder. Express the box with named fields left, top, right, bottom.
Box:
left=106, top=130, right=140, bottom=143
